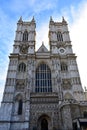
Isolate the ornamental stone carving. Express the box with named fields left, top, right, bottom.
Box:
left=20, top=43, right=29, bottom=54
left=62, top=79, right=71, bottom=90
left=16, top=79, right=26, bottom=90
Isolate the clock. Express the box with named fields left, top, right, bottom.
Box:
left=59, top=47, right=65, bottom=54
left=20, top=44, right=28, bottom=54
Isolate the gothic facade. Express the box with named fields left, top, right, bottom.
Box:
left=0, top=17, right=87, bottom=130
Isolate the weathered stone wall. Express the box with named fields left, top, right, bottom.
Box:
left=61, top=105, right=73, bottom=130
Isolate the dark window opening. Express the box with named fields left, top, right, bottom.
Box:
left=41, top=119, right=48, bottom=130
left=57, top=32, right=63, bottom=42
left=18, top=99, right=23, bottom=115
left=18, top=63, right=26, bottom=72
left=61, top=63, right=68, bottom=71
left=84, top=111, right=87, bottom=118
left=23, top=31, right=28, bottom=41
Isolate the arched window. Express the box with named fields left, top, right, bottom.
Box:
left=61, top=62, right=68, bottom=71
left=35, top=63, right=52, bottom=92
left=14, top=94, right=23, bottom=115
left=57, top=32, right=63, bottom=41
left=84, top=111, right=87, bottom=118
left=23, top=31, right=28, bottom=41
left=18, top=99, right=23, bottom=115
left=18, top=63, right=26, bottom=72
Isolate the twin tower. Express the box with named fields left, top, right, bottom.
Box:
left=0, top=17, right=87, bottom=130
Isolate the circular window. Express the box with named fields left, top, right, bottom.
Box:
left=59, top=47, right=65, bottom=54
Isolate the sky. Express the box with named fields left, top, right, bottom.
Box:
left=0, top=0, right=87, bottom=103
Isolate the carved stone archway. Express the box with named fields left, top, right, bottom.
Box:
left=41, top=118, right=48, bottom=130
left=37, top=114, right=51, bottom=130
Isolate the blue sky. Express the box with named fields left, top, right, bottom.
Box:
left=0, top=0, right=87, bottom=103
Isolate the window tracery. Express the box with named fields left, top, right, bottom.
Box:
left=61, top=62, right=68, bottom=71
left=23, top=31, right=28, bottom=41
left=18, top=63, right=26, bottom=72
left=57, top=31, right=63, bottom=41
left=35, top=63, right=52, bottom=92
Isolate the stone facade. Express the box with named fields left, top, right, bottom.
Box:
left=0, top=17, right=87, bottom=130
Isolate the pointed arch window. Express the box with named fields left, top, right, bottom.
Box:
left=57, top=31, right=63, bottom=42
left=84, top=111, right=87, bottom=118
left=35, top=63, right=52, bottom=92
left=18, top=99, right=23, bottom=115
left=61, top=62, right=68, bottom=71
left=14, top=94, right=23, bottom=115
left=18, top=63, right=26, bottom=72
left=23, top=31, right=28, bottom=41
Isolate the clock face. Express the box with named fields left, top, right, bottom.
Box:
left=59, top=47, right=65, bottom=54
left=20, top=44, right=28, bottom=54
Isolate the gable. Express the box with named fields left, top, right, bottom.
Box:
left=37, top=43, right=48, bottom=53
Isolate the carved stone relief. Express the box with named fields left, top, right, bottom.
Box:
left=16, top=79, right=26, bottom=90
left=62, top=79, right=71, bottom=90
left=20, top=44, right=29, bottom=54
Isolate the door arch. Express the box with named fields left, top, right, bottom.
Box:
left=37, top=114, right=51, bottom=130
left=41, top=118, right=48, bottom=130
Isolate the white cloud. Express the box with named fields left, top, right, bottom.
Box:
left=36, top=22, right=49, bottom=50
left=69, top=1, right=87, bottom=88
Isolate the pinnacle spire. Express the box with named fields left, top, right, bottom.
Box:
left=62, top=16, right=67, bottom=24
left=18, top=16, right=23, bottom=22
left=50, top=16, right=53, bottom=21
left=42, top=41, right=44, bottom=45
left=32, top=16, right=35, bottom=22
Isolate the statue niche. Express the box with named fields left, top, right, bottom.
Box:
left=62, top=79, right=71, bottom=90
left=16, top=79, right=26, bottom=90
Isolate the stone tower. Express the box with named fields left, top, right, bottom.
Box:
left=0, top=17, right=87, bottom=130
left=49, top=16, right=84, bottom=101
